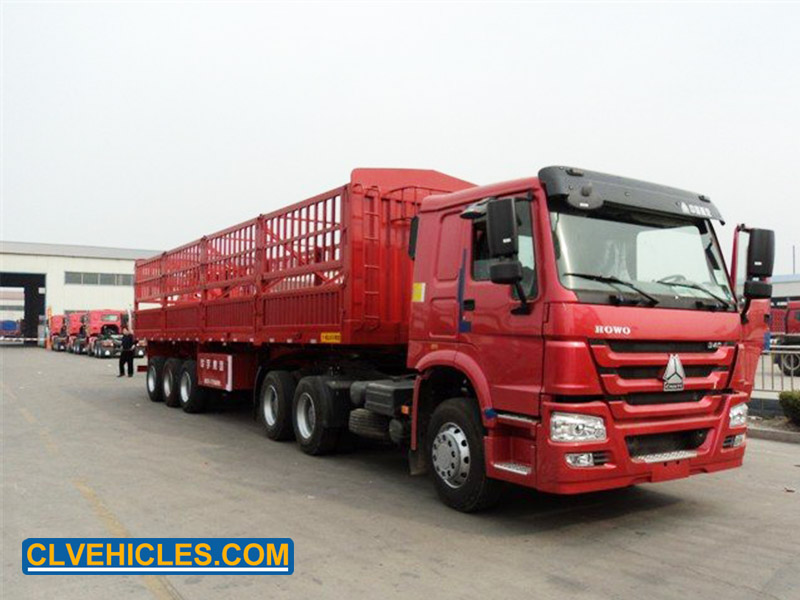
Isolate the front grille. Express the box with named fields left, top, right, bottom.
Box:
left=592, top=451, right=611, bottom=466
left=605, top=365, right=722, bottom=380
left=626, top=429, right=709, bottom=458
left=598, top=340, right=729, bottom=354
left=622, top=390, right=709, bottom=405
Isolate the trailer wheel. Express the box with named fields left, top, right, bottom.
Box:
left=258, top=371, right=296, bottom=441
left=178, top=360, right=207, bottom=413
left=292, top=376, right=341, bottom=455
left=780, top=353, right=800, bottom=377
left=426, top=398, right=503, bottom=512
left=147, top=357, right=166, bottom=402
left=162, top=358, right=183, bottom=407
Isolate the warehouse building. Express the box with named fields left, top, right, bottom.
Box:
left=0, top=241, right=159, bottom=340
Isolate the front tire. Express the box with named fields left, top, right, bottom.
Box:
left=162, top=358, right=183, bottom=407
left=426, top=398, right=503, bottom=512
left=178, top=360, right=207, bottom=413
left=258, top=370, right=296, bottom=441
left=780, top=353, right=800, bottom=377
left=147, top=357, right=165, bottom=402
left=292, top=376, right=341, bottom=455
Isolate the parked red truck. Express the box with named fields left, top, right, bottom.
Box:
left=135, top=167, right=774, bottom=511
left=65, top=312, right=87, bottom=353
left=770, top=300, right=800, bottom=375
left=48, top=314, right=66, bottom=350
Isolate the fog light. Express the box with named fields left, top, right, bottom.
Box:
left=566, top=452, right=595, bottom=467
left=732, top=433, right=745, bottom=447
left=729, top=403, right=748, bottom=428
left=105, top=350, right=111, bottom=356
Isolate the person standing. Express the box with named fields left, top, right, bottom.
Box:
left=118, top=327, right=136, bottom=377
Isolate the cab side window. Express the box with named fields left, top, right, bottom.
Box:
left=471, top=198, right=536, bottom=297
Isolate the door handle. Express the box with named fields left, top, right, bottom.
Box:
left=462, top=299, right=475, bottom=311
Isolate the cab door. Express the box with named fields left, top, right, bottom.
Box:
left=458, top=196, right=545, bottom=416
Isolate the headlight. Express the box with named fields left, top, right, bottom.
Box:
left=550, top=412, right=607, bottom=443
left=729, top=403, right=748, bottom=428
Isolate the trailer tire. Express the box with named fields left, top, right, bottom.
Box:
left=292, top=376, right=341, bottom=456
left=258, top=371, right=296, bottom=441
left=426, top=398, right=503, bottom=512
left=178, top=360, right=207, bottom=413
left=147, top=357, right=166, bottom=402
left=780, top=353, right=800, bottom=377
left=162, top=358, right=183, bottom=407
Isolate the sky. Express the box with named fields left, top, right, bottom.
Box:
left=2, top=1, right=799, bottom=274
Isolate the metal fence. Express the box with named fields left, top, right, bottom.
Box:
left=755, top=346, right=799, bottom=393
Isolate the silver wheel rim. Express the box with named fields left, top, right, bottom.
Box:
left=180, top=372, right=191, bottom=404
left=432, top=422, right=471, bottom=489
left=147, top=367, right=156, bottom=393
left=262, top=385, right=278, bottom=427
left=163, top=370, right=172, bottom=397
left=783, top=354, right=800, bottom=372
left=296, top=392, right=316, bottom=440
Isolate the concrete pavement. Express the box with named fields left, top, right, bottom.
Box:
left=2, top=346, right=799, bottom=600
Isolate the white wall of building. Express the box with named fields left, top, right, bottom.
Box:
left=0, top=253, right=136, bottom=314
left=1, top=242, right=160, bottom=316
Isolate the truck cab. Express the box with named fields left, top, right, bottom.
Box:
left=49, top=315, right=66, bottom=350
left=65, top=311, right=87, bottom=353
left=84, top=310, right=129, bottom=357
left=408, top=167, right=773, bottom=508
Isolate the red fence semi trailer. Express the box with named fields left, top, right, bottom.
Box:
left=135, top=167, right=774, bottom=511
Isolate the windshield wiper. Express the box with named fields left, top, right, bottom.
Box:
left=563, top=273, right=660, bottom=306
left=654, top=278, right=733, bottom=310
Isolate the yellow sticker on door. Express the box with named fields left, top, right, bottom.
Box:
left=412, top=282, right=426, bottom=303
left=320, top=332, right=342, bottom=343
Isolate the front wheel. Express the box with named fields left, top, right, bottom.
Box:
left=780, top=353, right=800, bottom=377
left=426, top=398, right=503, bottom=512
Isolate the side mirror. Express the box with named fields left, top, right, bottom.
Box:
left=746, top=228, right=775, bottom=278
left=743, top=280, right=772, bottom=300
left=490, top=261, right=523, bottom=285
left=486, top=197, right=518, bottom=258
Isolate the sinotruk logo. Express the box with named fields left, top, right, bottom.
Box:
left=662, top=354, right=686, bottom=392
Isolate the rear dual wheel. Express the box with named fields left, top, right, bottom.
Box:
left=147, top=357, right=165, bottom=402
left=162, top=359, right=183, bottom=407
left=257, top=371, right=296, bottom=441
left=178, top=360, right=207, bottom=413
left=292, top=376, right=342, bottom=456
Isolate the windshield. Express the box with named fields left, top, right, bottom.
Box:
left=549, top=202, right=734, bottom=311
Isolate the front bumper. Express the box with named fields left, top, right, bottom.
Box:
left=485, top=392, right=748, bottom=494
left=536, top=393, right=748, bottom=494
